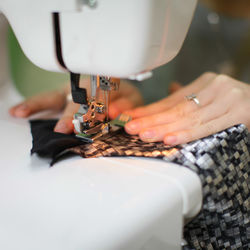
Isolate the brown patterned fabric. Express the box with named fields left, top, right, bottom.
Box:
left=68, top=129, right=174, bottom=158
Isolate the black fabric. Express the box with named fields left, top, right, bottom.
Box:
left=30, top=120, right=84, bottom=159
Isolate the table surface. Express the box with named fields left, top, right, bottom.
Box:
left=0, top=82, right=202, bottom=250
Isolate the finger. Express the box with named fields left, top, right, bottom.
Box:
left=138, top=106, right=231, bottom=144
left=138, top=119, right=192, bottom=143
left=54, top=101, right=79, bottom=134
left=109, top=97, right=136, bottom=120
left=164, top=114, right=236, bottom=145
left=126, top=72, right=217, bottom=119
left=137, top=100, right=229, bottom=143
left=125, top=109, right=179, bottom=136
left=109, top=81, right=143, bottom=119
left=125, top=83, right=217, bottom=135
left=9, top=91, right=66, bottom=118
left=169, top=81, right=182, bottom=94
left=125, top=103, right=195, bottom=135
left=134, top=82, right=236, bottom=143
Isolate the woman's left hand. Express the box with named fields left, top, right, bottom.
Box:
left=9, top=80, right=143, bottom=134
left=125, top=72, right=250, bottom=145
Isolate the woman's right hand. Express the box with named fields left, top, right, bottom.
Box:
left=9, top=84, right=79, bottom=134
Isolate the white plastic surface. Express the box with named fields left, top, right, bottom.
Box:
left=0, top=83, right=202, bottom=250
left=0, top=0, right=62, bottom=72
left=0, top=0, right=197, bottom=77
left=61, top=0, right=197, bottom=77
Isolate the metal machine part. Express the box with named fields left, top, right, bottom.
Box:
left=72, top=74, right=120, bottom=142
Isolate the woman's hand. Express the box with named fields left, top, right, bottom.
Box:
left=9, top=79, right=143, bottom=134
left=125, top=72, right=250, bottom=145
left=108, top=80, right=143, bottom=120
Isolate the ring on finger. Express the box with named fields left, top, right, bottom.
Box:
left=185, top=93, right=200, bottom=107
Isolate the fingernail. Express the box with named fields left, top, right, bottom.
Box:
left=15, top=104, right=29, bottom=116
left=54, top=122, right=67, bottom=133
left=126, top=121, right=139, bottom=132
left=141, top=130, right=156, bottom=139
left=164, top=136, right=177, bottom=145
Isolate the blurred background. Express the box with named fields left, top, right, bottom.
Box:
left=5, top=1, right=250, bottom=103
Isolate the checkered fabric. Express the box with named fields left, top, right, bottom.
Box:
left=67, top=124, right=249, bottom=249
left=176, top=125, right=250, bottom=250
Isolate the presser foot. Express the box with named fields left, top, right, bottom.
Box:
left=73, top=113, right=132, bottom=143
left=72, top=104, right=110, bottom=143
left=75, top=122, right=111, bottom=143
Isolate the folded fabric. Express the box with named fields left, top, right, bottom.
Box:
left=30, top=120, right=250, bottom=249
left=30, top=120, right=84, bottom=159
left=30, top=119, right=177, bottom=165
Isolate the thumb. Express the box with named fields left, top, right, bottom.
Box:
left=54, top=101, right=79, bottom=134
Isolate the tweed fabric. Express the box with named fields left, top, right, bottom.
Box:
left=67, top=129, right=173, bottom=158
left=164, top=125, right=250, bottom=250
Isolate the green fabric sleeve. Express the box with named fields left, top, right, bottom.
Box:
left=7, top=27, right=69, bottom=97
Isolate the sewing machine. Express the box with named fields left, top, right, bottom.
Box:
left=0, top=1, right=202, bottom=249
left=0, top=0, right=197, bottom=140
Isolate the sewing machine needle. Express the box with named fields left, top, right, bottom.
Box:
left=105, top=90, right=110, bottom=122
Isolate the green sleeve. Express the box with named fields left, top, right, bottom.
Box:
left=7, top=27, right=69, bottom=98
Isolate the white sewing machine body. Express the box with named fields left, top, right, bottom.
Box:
left=0, top=0, right=198, bottom=137
left=0, top=0, right=197, bottom=78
